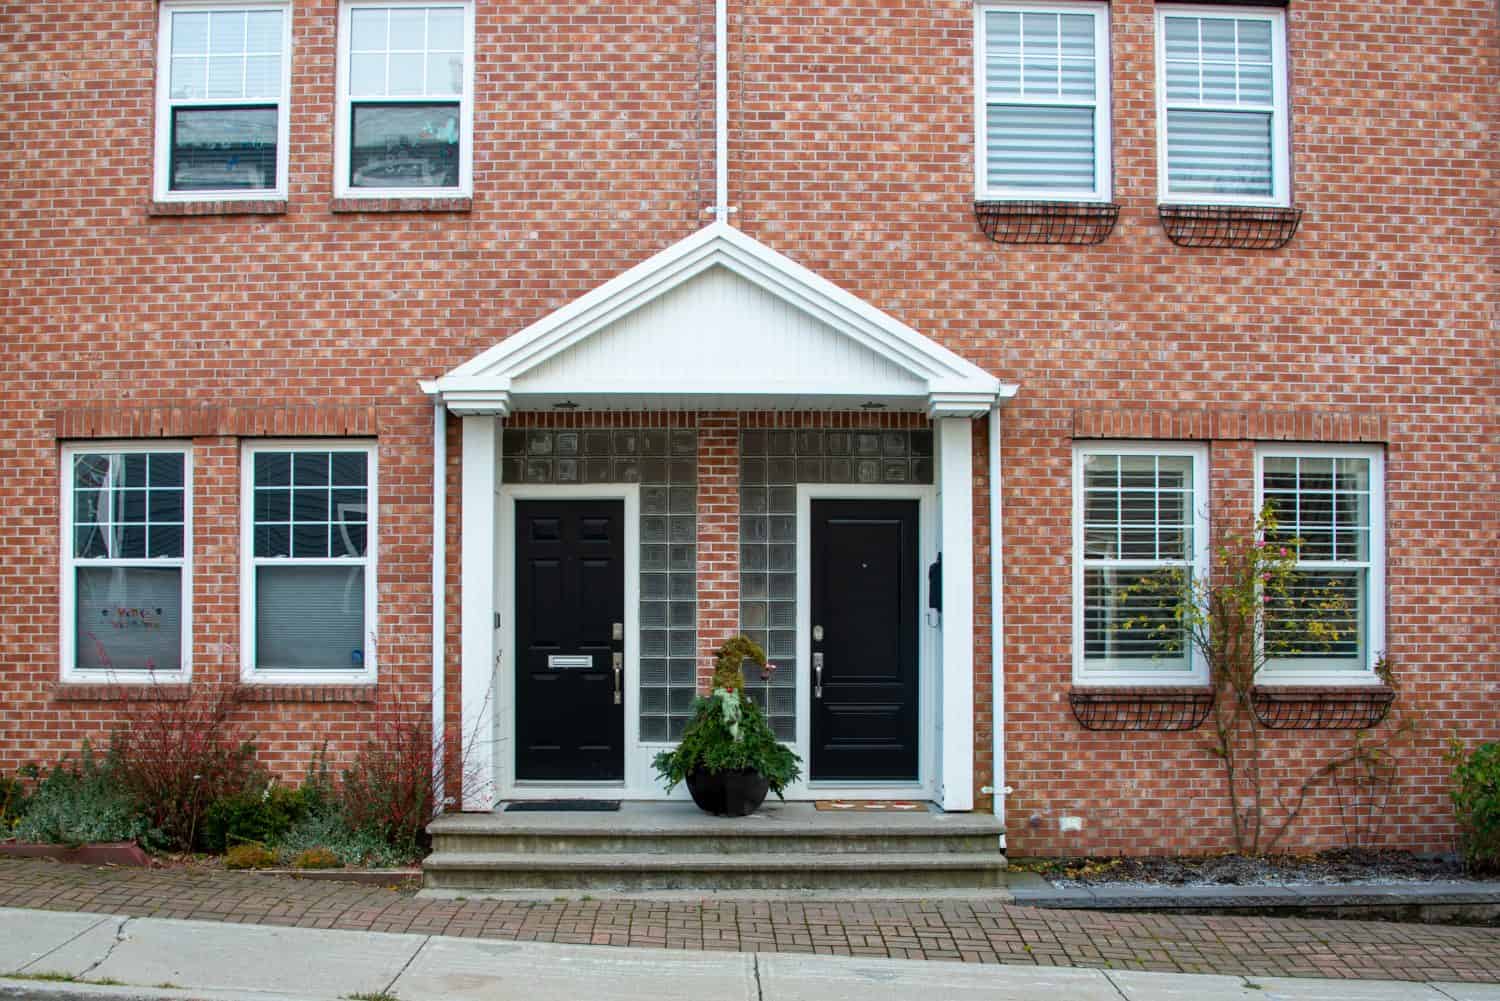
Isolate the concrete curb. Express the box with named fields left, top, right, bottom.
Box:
left=1006, top=875, right=1500, bottom=921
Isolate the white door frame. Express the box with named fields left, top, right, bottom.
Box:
left=788, top=483, right=939, bottom=801
left=495, top=482, right=648, bottom=800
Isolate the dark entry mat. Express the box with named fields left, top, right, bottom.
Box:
left=504, top=800, right=621, bottom=812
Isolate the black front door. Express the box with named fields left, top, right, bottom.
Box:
left=810, top=499, right=920, bottom=781
left=514, top=499, right=625, bottom=781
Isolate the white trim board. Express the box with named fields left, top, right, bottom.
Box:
left=789, top=483, right=939, bottom=803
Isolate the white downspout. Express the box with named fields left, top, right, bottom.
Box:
left=431, top=400, right=447, bottom=807
left=714, top=0, right=729, bottom=223
left=989, top=404, right=1006, bottom=843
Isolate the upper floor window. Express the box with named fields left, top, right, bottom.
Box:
left=1258, top=445, right=1385, bottom=683
left=977, top=2, right=1112, bottom=202
left=1156, top=6, right=1290, bottom=206
left=1073, top=443, right=1209, bottom=685
left=62, top=445, right=192, bottom=681
left=241, top=442, right=377, bottom=682
left=335, top=1, right=475, bottom=199
left=154, top=2, right=291, bottom=201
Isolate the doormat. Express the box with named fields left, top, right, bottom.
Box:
left=504, top=800, right=621, bottom=812
left=814, top=800, right=926, bottom=812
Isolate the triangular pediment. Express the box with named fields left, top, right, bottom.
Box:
left=426, top=223, right=1009, bottom=416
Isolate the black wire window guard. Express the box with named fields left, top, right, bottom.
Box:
left=974, top=201, right=1120, bottom=246
left=1158, top=203, right=1303, bottom=250
left=1251, top=686, right=1396, bottom=730
left=1069, top=688, right=1214, bottom=732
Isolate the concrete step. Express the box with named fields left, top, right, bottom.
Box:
left=422, top=850, right=1010, bottom=892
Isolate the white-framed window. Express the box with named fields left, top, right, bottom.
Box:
left=61, top=444, right=193, bottom=682
left=153, top=1, right=292, bottom=202
left=334, top=0, right=475, bottom=199
left=1155, top=5, right=1290, bottom=206
left=1257, top=445, right=1385, bottom=684
left=975, top=1, right=1112, bottom=201
left=241, top=442, right=377, bottom=683
left=1073, top=442, right=1210, bottom=685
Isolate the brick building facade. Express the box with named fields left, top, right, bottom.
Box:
left=1, top=0, right=1494, bottom=855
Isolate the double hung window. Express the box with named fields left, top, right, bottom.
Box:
left=62, top=445, right=191, bottom=680
left=154, top=2, right=291, bottom=200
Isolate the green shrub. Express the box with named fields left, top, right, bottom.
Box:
left=200, top=782, right=312, bottom=854
left=0, top=775, right=30, bottom=834
left=1451, top=741, right=1500, bottom=875
left=291, top=847, right=341, bottom=869
left=277, top=809, right=416, bottom=868
left=223, top=843, right=276, bottom=870
left=13, top=745, right=160, bottom=849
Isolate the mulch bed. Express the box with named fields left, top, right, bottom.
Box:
left=1015, top=849, right=1487, bottom=887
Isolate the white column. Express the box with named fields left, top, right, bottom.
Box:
left=459, top=414, right=499, bottom=810
left=937, top=417, right=975, bottom=812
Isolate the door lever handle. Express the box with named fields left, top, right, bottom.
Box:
left=612, top=651, right=623, bottom=705
left=813, top=652, right=823, bottom=700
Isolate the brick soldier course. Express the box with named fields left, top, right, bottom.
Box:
left=0, top=0, right=1495, bottom=859
left=0, top=860, right=1497, bottom=984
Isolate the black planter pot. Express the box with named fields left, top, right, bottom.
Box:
left=685, top=767, right=771, bottom=817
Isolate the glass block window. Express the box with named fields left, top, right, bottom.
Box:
left=1073, top=443, right=1208, bottom=684
left=740, top=428, right=934, bottom=740
left=64, top=448, right=190, bottom=677
left=502, top=427, right=699, bottom=741
left=1157, top=8, right=1288, bottom=205
left=338, top=2, right=472, bottom=195
left=978, top=3, right=1110, bottom=201
left=1260, top=448, right=1384, bottom=676
left=155, top=4, right=289, bottom=198
left=246, top=444, right=375, bottom=676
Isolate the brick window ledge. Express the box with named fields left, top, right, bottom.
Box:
left=237, top=685, right=378, bottom=704
left=1068, top=686, right=1214, bottom=732
left=53, top=683, right=192, bottom=702
left=148, top=199, right=288, bottom=217
left=329, top=196, right=472, bottom=213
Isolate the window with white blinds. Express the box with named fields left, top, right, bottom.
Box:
left=1073, top=443, right=1209, bottom=685
left=1156, top=7, right=1289, bottom=205
left=1257, top=446, right=1385, bottom=682
left=242, top=442, right=378, bottom=681
left=978, top=3, right=1111, bottom=201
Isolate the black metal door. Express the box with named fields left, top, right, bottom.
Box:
left=810, top=499, right=920, bottom=781
left=514, top=499, right=625, bottom=781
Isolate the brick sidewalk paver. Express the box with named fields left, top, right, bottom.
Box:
left=0, top=858, right=1496, bottom=983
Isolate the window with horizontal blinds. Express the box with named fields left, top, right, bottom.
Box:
left=980, top=4, right=1109, bottom=200
left=1158, top=9, right=1288, bottom=204
left=246, top=444, right=376, bottom=677
left=1074, top=445, right=1209, bottom=684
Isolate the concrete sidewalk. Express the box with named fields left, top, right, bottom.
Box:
left=2, top=908, right=1497, bottom=1001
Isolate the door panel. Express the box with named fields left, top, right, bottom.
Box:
left=810, top=499, right=920, bottom=781
left=515, top=499, right=625, bottom=781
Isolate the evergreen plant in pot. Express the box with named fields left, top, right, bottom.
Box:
left=652, top=636, right=801, bottom=816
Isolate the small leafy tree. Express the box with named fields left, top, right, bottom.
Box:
left=1448, top=741, right=1500, bottom=874
left=1121, top=504, right=1403, bottom=854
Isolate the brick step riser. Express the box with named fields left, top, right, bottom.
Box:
left=430, top=833, right=1001, bottom=856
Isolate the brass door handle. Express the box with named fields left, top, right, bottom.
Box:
left=612, top=651, right=623, bottom=705
left=813, top=652, right=823, bottom=699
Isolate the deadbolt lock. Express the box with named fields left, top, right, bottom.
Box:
left=812, top=624, right=824, bottom=643
left=612, top=621, right=624, bottom=642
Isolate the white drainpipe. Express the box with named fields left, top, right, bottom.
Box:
left=989, top=404, right=1007, bottom=843
left=431, top=399, right=447, bottom=805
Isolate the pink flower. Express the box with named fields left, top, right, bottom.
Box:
left=1279, top=547, right=1289, bottom=557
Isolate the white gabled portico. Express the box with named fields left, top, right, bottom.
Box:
left=423, top=221, right=1014, bottom=813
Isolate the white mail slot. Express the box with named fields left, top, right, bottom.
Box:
left=547, top=655, right=594, bottom=670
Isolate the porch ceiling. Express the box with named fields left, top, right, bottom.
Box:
left=422, top=223, right=1015, bottom=418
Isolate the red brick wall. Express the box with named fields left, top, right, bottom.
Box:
left=2, top=0, right=1494, bottom=857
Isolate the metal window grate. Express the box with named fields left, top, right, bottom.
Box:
left=974, top=201, right=1120, bottom=245
left=1251, top=687, right=1394, bottom=730
left=1158, top=203, right=1302, bottom=250
left=1068, top=689, right=1214, bottom=731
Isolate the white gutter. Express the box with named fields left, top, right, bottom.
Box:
left=430, top=399, right=447, bottom=807
left=714, top=0, right=729, bottom=222
left=989, top=403, right=1007, bottom=842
